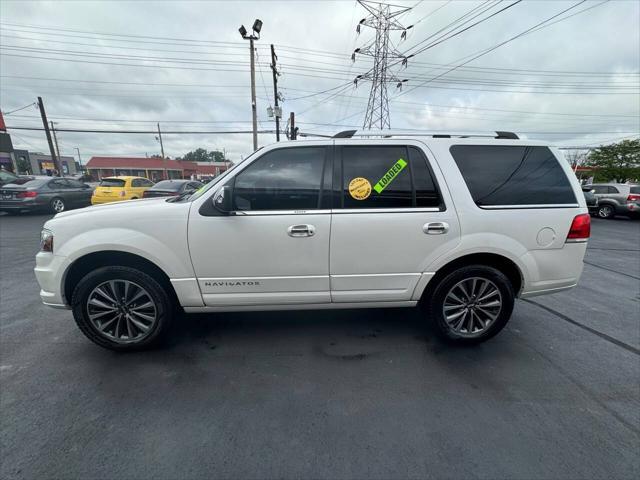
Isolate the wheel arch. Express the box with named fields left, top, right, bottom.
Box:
left=63, top=250, right=179, bottom=306
left=420, top=252, right=524, bottom=301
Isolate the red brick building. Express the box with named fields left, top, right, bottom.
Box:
left=85, top=157, right=230, bottom=181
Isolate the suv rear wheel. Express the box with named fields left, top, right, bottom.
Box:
left=424, top=265, right=515, bottom=344
left=71, top=266, right=174, bottom=351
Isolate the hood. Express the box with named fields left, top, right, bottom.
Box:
left=53, top=196, right=167, bottom=219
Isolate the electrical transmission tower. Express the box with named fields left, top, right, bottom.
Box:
left=353, top=0, right=411, bottom=130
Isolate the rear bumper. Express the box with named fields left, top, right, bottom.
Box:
left=519, top=242, right=587, bottom=297
left=0, top=199, right=42, bottom=211
left=91, top=196, right=121, bottom=205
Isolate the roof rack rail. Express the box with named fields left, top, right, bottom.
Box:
left=332, top=129, right=519, bottom=139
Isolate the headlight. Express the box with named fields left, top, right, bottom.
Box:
left=40, top=229, right=54, bottom=253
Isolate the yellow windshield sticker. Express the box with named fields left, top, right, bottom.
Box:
left=348, top=177, right=372, bottom=200
left=373, top=158, right=407, bottom=194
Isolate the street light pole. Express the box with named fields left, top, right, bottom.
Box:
left=239, top=19, right=263, bottom=152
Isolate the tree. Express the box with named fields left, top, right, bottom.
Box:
left=179, top=148, right=226, bottom=162
left=585, top=139, right=640, bottom=183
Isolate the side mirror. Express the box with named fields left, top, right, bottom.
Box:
left=82, top=184, right=91, bottom=189
left=213, top=185, right=234, bottom=214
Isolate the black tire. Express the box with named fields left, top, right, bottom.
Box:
left=597, top=204, right=615, bottom=219
left=423, top=265, right=515, bottom=345
left=50, top=197, right=65, bottom=214
left=71, top=266, right=175, bottom=351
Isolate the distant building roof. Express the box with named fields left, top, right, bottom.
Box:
left=86, top=156, right=228, bottom=175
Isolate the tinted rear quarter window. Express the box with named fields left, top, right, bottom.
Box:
left=630, top=186, right=640, bottom=194
left=450, top=145, right=576, bottom=206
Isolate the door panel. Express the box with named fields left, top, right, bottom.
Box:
left=189, top=213, right=331, bottom=305
left=329, top=142, right=460, bottom=302
left=188, top=145, right=332, bottom=306
left=330, top=211, right=459, bottom=302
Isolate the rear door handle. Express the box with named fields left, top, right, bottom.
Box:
left=287, top=224, right=316, bottom=237
left=423, top=222, right=449, bottom=235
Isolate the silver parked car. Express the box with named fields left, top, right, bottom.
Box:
left=0, top=177, right=93, bottom=214
left=587, top=183, right=640, bottom=219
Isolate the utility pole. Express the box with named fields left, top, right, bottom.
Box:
left=50, top=122, right=62, bottom=171
left=156, top=122, right=167, bottom=179
left=37, top=96, right=61, bottom=176
left=270, top=44, right=281, bottom=142
left=289, top=112, right=297, bottom=140
left=75, top=147, right=82, bottom=173
left=239, top=19, right=263, bottom=151
left=353, top=1, right=411, bottom=129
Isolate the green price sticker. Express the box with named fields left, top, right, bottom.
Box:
left=373, top=158, right=407, bottom=194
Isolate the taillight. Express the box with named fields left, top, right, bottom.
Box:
left=16, top=191, right=37, bottom=198
left=626, top=194, right=640, bottom=202
left=566, top=213, right=590, bottom=243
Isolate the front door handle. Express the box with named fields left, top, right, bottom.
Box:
left=423, top=222, right=449, bottom=235
left=287, top=224, right=316, bottom=237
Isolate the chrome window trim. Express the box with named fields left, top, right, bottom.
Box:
left=230, top=207, right=443, bottom=216
left=237, top=209, right=332, bottom=216
left=480, top=204, right=580, bottom=210
left=332, top=207, right=442, bottom=214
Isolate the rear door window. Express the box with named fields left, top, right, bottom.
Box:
left=338, top=145, right=442, bottom=209
left=450, top=145, right=577, bottom=207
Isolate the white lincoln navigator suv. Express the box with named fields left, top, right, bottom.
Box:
left=35, top=131, right=590, bottom=350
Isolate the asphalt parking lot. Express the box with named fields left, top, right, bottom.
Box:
left=1, top=213, right=638, bottom=480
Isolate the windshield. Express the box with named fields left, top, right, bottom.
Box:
left=172, top=156, right=251, bottom=203
left=152, top=180, right=184, bottom=191
left=99, top=178, right=126, bottom=187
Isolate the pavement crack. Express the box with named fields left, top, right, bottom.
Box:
left=583, top=260, right=640, bottom=281
left=523, top=299, right=640, bottom=356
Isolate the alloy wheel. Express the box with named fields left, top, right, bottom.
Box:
left=598, top=205, right=613, bottom=218
left=86, top=280, right=157, bottom=344
left=52, top=199, right=65, bottom=213
left=442, top=277, right=502, bottom=338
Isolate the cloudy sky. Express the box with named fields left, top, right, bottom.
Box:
left=0, top=0, right=638, bottom=162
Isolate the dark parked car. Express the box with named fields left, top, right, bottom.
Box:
left=0, top=177, right=92, bottom=214
left=581, top=186, right=598, bottom=215
left=142, top=179, right=203, bottom=198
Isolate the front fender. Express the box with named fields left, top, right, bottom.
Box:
left=56, top=227, right=194, bottom=279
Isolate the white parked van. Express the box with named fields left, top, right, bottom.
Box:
left=35, top=131, right=590, bottom=350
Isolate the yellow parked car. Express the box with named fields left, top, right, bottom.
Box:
left=91, top=176, right=155, bottom=205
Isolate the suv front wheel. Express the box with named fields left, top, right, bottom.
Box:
left=424, top=265, right=515, bottom=344
left=71, top=266, right=174, bottom=351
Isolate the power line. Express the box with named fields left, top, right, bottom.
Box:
left=395, top=0, right=589, bottom=98
left=6, top=126, right=277, bottom=134
left=2, top=102, right=36, bottom=115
